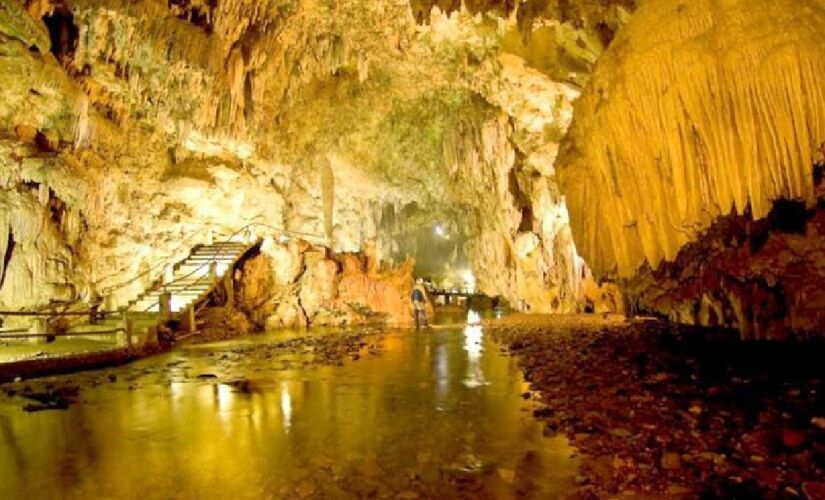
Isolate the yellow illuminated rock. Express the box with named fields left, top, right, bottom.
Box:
left=558, top=0, right=825, bottom=278
left=0, top=0, right=627, bottom=316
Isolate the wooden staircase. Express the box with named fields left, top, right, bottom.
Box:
left=129, top=240, right=252, bottom=314
left=65, top=237, right=260, bottom=346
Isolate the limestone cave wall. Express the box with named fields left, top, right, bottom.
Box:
left=558, top=0, right=825, bottom=336
left=0, top=0, right=632, bottom=318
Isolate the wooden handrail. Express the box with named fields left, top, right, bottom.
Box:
left=139, top=224, right=262, bottom=312
left=0, top=328, right=125, bottom=339
left=0, top=310, right=124, bottom=318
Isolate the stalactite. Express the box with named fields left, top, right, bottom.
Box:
left=558, top=0, right=825, bottom=278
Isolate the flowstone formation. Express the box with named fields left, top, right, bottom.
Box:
left=558, top=0, right=825, bottom=337
left=0, top=0, right=631, bottom=317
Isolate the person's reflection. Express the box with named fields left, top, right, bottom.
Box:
left=434, top=343, right=449, bottom=409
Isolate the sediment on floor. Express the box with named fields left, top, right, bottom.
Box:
left=487, top=314, right=825, bottom=498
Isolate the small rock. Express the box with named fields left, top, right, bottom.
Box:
left=803, top=481, right=825, bottom=500
left=295, top=479, right=316, bottom=498
left=196, top=373, right=218, bottom=379
left=661, top=453, right=682, bottom=470
left=781, top=429, right=808, bottom=449
left=609, top=428, right=632, bottom=438
left=667, top=485, right=692, bottom=495
left=811, top=417, right=825, bottom=429
left=533, top=406, right=553, bottom=418
left=497, top=468, right=515, bottom=484
left=574, top=433, right=591, bottom=442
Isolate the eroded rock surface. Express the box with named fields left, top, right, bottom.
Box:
left=0, top=0, right=632, bottom=319
left=235, top=239, right=425, bottom=328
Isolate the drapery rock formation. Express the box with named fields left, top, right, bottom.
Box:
left=560, top=0, right=825, bottom=277
left=1, top=0, right=632, bottom=320
left=558, top=0, right=825, bottom=336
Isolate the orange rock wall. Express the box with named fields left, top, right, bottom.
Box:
left=235, top=239, right=422, bottom=330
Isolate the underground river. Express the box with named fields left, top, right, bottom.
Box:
left=0, top=322, right=578, bottom=499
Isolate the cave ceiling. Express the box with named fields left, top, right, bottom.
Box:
left=0, top=0, right=632, bottom=311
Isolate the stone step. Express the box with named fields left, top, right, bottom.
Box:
left=191, top=247, right=243, bottom=253
left=153, top=285, right=211, bottom=292
left=197, top=243, right=247, bottom=250
left=184, top=255, right=238, bottom=261
left=136, top=291, right=205, bottom=304
left=175, top=263, right=231, bottom=275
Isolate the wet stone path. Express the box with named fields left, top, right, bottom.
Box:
left=0, top=324, right=577, bottom=499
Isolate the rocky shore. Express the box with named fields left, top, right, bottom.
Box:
left=488, top=314, right=825, bottom=499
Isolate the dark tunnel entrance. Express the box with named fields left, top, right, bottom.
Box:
left=43, top=7, right=79, bottom=62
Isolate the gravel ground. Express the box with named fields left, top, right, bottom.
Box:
left=487, top=314, right=825, bottom=499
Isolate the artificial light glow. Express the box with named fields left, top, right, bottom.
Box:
left=434, top=223, right=445, bottom=237
left=467, top=309, right=481, bottom=326
left=216, top=383, right=233, bottom=417
left=462, top=270, right=476, bottom=293
left=463, top=324, right=486, bottom=388
left=280, top=382, right=293, bottom=432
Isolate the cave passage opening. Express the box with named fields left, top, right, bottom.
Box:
left=380, top=203, right=474, bottom=291
left=42, top=7, right=78, bottom=62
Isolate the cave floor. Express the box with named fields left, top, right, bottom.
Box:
left=489, top=314, right=825, bottom=499
left=0, top=319, right=579, bottom=499
left=2, top=315, right=823, bottom=499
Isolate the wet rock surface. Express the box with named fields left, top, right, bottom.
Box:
left=1, top=329, right=385, bottom=412
left=488, top=314, right=825, bottom=498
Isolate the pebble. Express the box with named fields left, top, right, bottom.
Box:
left=781, top=429, right=808, bottom=449
left=661, top=453, right=682, bottom=470
left=496, top=468, right=515, bottom=484
left=486, top=314, right=825, bottom=497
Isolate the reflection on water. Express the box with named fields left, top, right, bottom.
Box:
left=281, top=381, right=293, bottom=432
left=463, top=325, right=487, bottom=388
left=0, top=325, right=577, bottom=499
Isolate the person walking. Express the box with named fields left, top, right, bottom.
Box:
left=411, top=278, right=429, bottom=329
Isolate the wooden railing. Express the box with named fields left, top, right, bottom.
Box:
left=0, top=222, right=326, bottom=345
